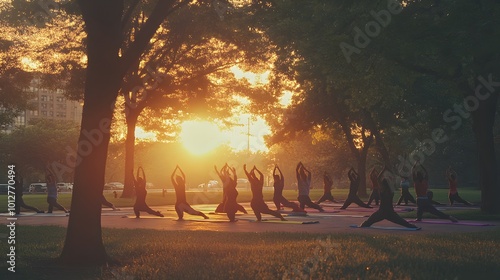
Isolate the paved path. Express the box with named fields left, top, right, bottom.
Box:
left=2, top=202, right=498, bottom=235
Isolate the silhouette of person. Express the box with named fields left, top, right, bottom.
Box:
left=45, top=165, right=68, bottom=213
left=296, top=162, right=324, bottom=212
left=244, top=164, right=286, bottom=221
left=446, top=166, right=472, bottom=206
left=133, top=167, right=163, bottom=218
left=316, top=171, right=337, bottom=204
left=214, top=163, right=228, bottom=213
left=397, top=176, right=416, bottom=205
left=171, top=165, right=209, bottom=220
left=272, top=164, right=304, bottom=212
left=367, top=168, right=380, bottom=206
left=13, top=166, right=44, bottom=214
left=101, top=195, right=119, bottom=210
left=340, top=168, right=372, bottom=209
left=412, top=161, right=457, bottom=222
left=360, top=166, right=420, bottom=229
left=426, top=190, right=443, bottom=206
left=223, top=166, right=242, bottom=222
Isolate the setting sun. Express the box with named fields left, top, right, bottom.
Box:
left=180, top=120, right=223, bottom=155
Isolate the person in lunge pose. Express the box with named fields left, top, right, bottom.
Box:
left=171, top=165, right=208, bottom=220
left=245, top=164, right=286, bottom=221
left=214, top=163, right=228, bottom=213
left=367, top=168, right=380, bottom=206
left=397, top=176, right=416, bottom=205
left=412, top=161, right=458, bottom=222
left=45, top=165, right=69, bottom=213
left=14, top=166, right=44, bottom=214
left=272, top=164, right=304, bottom=212
left=133, top=167, right=163, bottom=218
left=340, top=168, right=372, bottom=209
left=296, top=162, right=324, bottom=212
left=446, top=166, right=472, bottom=206
left=426, top=190, right=444, bottom=206
left=223, top=165, right=241, bottom=222
left=101, top=195, right=119, bottom=210
left=360, top=166, right=420, bottom=229
left=316, top=171, right=337, bottom=204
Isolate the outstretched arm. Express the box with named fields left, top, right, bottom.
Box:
left=254, top=166, right=264, bottom=184
left=347, top=168, right=354, bottom=181
left=296, top=162, right=301, bottom=181
left=214, top=165, right=223, bottom=181
left=412, top=161, right=418, bottom=180
left=138, top=167, right=146, bottom=182
left=171, top=166, right=179, bottom=186
left=178, top=165, right=185, bottom=181
left=243, top=164, right=251, bottom=179
left=231, top=167, right=237, bottom=181
left=276, top=165, right=283, bottom=180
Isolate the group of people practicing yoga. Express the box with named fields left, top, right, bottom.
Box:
left=14, top=160, right=471, bottom=229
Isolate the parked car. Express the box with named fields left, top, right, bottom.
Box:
left=237, top=178, right=250, bottom=189
left=207, top=180, right=219, bottom=188
left=29, top=183, right=47, bottom=193
left=104, top=182, right=124, bottom=190
left=57, top=183, right=73, bottom=192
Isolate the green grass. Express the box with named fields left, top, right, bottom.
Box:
left=0, top=188, right=484, bottom=214
left=1, top=226, right=499, bottom=279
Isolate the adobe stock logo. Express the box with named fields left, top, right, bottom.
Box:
left=340, top=0, right=403, bottom=63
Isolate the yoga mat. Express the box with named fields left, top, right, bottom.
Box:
left=1, top=213, right=69, bottom=217
left=309, top=214, right=369, bottom=218
left=246, top=219, right=319, bottom=224
left=340, top=208, right=413, bottom=213
left=123, top=215, right=166, bottom=219
left=350, top=225, right=421, bottom=231
left=408, top=220, right=495, bottom=226
left=208, top=212, right=245, bottom=216
left=186, top=219, right=237, bottom=223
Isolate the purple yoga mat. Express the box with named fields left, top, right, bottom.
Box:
left=340, top=208, right=413, bottom=213
left=407, top=219, right=495, bottom=226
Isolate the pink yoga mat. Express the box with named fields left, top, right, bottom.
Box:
left=340, top=208, right=413, bottom=213
left=407, top=220, right=495, bottom=226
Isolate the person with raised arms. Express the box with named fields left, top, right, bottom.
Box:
left=397, top=176, right=416, bottom=206
left=446, top=166, right=472, bottom=206
left=360, top=166, right=420, bottom=229
left=340, top=168, right=372, bottom=209
left=171, top=165, right=209, bottom=220
left=272, top=164, right=305, bottom=212
left=245, top=164, right=286, bottom=221
left=316, top=171, right=337, bottom=205
left=296, top=162, right=324, bottom=212
left=133, top=167, right=163, bottom=218
left=412, top=161, right=457, bottom=222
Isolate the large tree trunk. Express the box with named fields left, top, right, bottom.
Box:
left=356, top=150, right=368, bottom=197
left=471, top=89, right=499, bottom=214
left=60, top=0, right=123, bottom=265
left=121, top=109, right=140, bottom=198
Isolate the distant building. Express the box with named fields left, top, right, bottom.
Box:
left=1, top=78, right=82, bottom=133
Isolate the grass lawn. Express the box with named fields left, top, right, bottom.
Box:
left=1, top=226, right=499, bottom=279
left=0, top=188, right=482, bottom=213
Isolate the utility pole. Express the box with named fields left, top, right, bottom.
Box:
left=247, top=117, right=250, bottom=153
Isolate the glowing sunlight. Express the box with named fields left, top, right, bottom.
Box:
left=180, top=120, right=224, bottom=155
